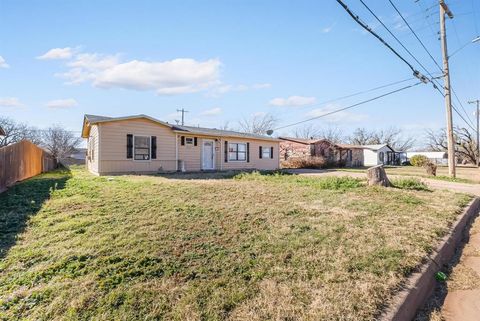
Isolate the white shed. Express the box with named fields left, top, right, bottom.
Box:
left=361, top=144, right=396, bottom=166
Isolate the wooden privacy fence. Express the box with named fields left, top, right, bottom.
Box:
left=0, top=140, right=56, bottom=192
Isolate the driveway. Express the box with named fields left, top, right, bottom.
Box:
left=286, top=168, right=480, bottom=196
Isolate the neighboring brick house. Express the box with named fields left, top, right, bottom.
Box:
left=279, top=137, right=364, bottom=167
left=278, top=137, right=317, bottom=160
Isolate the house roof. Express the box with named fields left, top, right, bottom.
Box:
left=278, top=137, right=321, bottom=144
left=173, top=125, right=280, bottom=141
left=81, top=114, right=279, bottom=141
left=336, top=144, right=366, bottom=149
left=364, top=144, right=397, bottom=152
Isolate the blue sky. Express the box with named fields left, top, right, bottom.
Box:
left=0, top=0, right=479, bottom=142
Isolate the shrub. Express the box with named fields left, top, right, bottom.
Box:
left=410, top=155, right=429, bottom=167
left=391, top=178, right=429, bottom=191
left=424, top=162, right=437, bottom=176
left=281, top=156, right=326, bottom=169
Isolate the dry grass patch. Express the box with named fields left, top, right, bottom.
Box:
left=0, top=167, right=472, bottom=320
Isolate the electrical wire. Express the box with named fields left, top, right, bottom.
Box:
left=272, top=81, right=423, bottom=131
left=391, top=0, right=476, bottom=129
left=389, top=0, right=443, bottom=71
left=359, top=0, right=437, bottom=78
left=336, top=0, right=417, bottom=73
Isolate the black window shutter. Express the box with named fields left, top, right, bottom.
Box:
left=194, top=137, right=198, bottom=146
left=127, top=134, right=133, bottom=159
left=247, top=143, right=250, bottom=162
left=151, top=136, right=157, bottom=159
left=270, top=146, right=274, bottom=159
left=181, top=136, right=185, bottom=145
left=224, top=141, right=228, bottom=162
left=259, top=146, right=262, bottom=159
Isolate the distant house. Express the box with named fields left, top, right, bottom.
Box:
left=279, top=138, right=406, bottom=167
left=81, top=114, right=280, bottom=175
left=279, top=137, right=363, bottom=167
left=278, top=137, right=317, bottom=160
left=406, top=151, right=448, bottom=165
left=359, top=144, right=401, bottom=166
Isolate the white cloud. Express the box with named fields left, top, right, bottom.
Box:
left=321, top=23, right=336, bottom=34
left=53, top=52, right=221, bottom=95
left=0, top=97, right=23, bottom=108
left=37, top=47, right=75, bottom=60
left=45, top=98, right=78, bottom=109
left=269, top=95, right=316, bottom=107
left=305, top=104, right=368, bottom=123
left=0, top=56, right=9, bottom=68
left=200, top=107, right=222, bottom=116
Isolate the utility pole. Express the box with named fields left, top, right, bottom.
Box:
left=468, top=99, right=480, bottom=167
left=440, top=0, right=456, bottom=177
left=176, top=108, right=189, bottom=126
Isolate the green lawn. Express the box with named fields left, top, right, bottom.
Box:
left=0, top=166, right=472, bottom=320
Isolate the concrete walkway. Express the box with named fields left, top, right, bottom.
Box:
left=286, top=168, right=480, bottom=196
left=287, top=169, right=480, bottom=320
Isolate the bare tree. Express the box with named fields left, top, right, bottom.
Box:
left=0, top=116, right=41, bottom=147
left=425, top=127, right=477, bottom=164
left=293, top=124, right=322, bottom=140
left=348, top=127, right=415, bottom=151
left=318, top=126, right=344, bottom=144
left=238, top=113, right=278, bottom=135
left=218, top=121, right=230, bottom=131
left=40, top=125, right=82, bottom=159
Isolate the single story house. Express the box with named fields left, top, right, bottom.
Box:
left=81, top=114, right=280, bottom=175
left=279, top=137, right=364, bottom=167
left=278, top=137, right=317, bottom=160
left=279, top=137, right=406, bottom=167
left=406, top=151, right=448, bottom=165
left=359, top=144, right=404, bottom=166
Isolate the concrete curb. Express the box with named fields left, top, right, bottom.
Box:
left=380, top=197, right=480, bottom=321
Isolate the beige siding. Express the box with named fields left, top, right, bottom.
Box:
left=86, top=124, right=100, bottom=174
left=98, top=118, right=177, bottom=174
left=87, top=117, right=279, bottom=174
left=222, top=139, right=279, bottom=171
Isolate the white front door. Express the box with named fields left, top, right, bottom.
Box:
left=202, top=140, right=215, bottom=170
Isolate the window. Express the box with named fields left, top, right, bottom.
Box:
left=228, top=143, right=247, bottom=161
left=262, top=147, right=271, bottom=159
left=185, top=137, right=194, bottom=145
left=347, top=150, right=352, bottom=162
left=134, top=136, right=151, bottom=160
left=379, top=151, right=384, bottom=162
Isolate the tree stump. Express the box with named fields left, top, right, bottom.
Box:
left=424, top=162, right=437, bottom=176
left=367, top=165, right=390, bottom=187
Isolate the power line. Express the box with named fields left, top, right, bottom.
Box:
left=336, top=0, right=417, bottom=73
left=390, top=0, right=476, bottom=128
left=389, top=0, right=443, bottom=71
left=273, top=81, right=423, bottom=131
